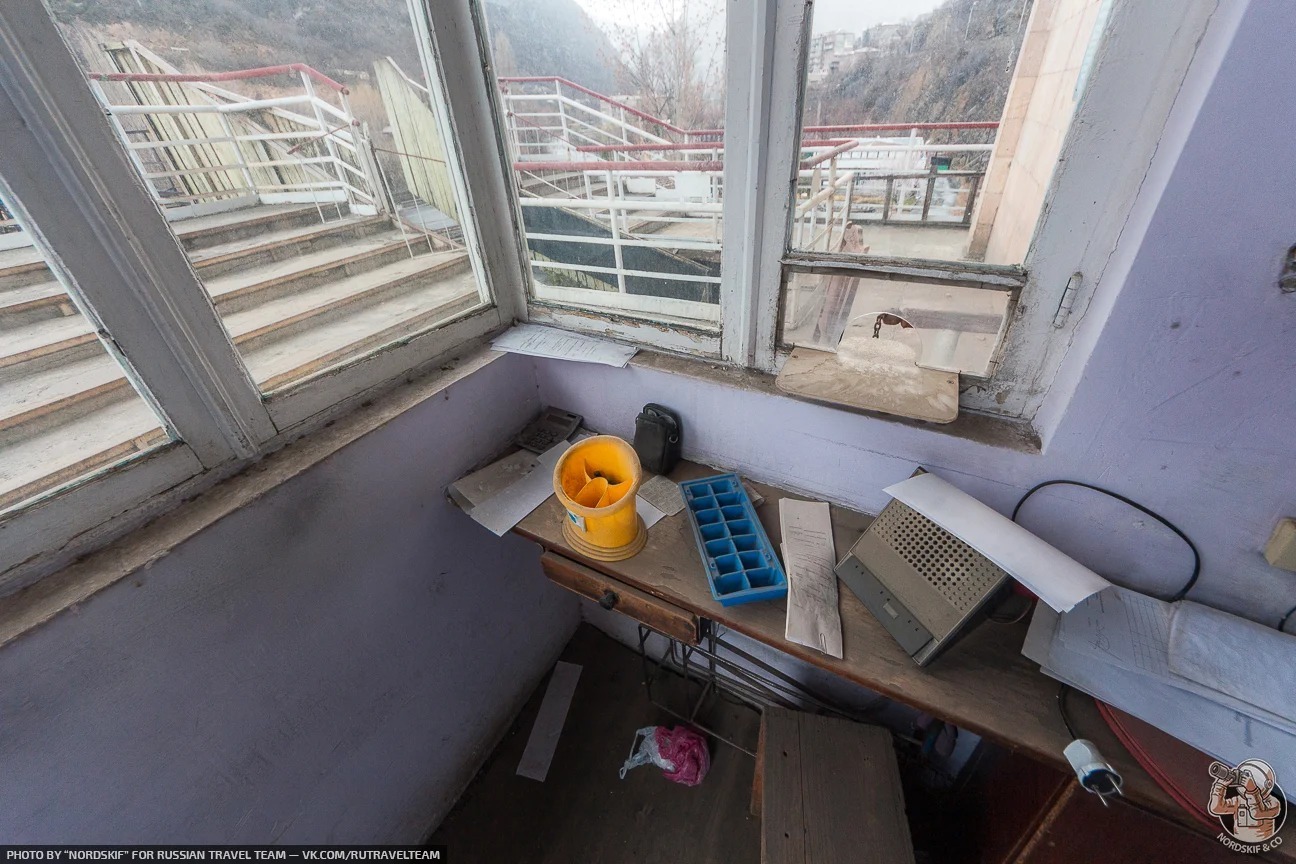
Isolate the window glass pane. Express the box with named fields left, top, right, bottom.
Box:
left=780, top=269, right=1011, bottom=377
left=790, top=0, right=1108, bottom=265
left=51, top=3, right=492, bottom=394
left=0, top=196, right=169, bottom=512
left=490, top=0, right=725, bottom=327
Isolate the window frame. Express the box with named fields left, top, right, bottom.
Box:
left=0, top=0, right=520, bottom=585
left=496, top=0, right=1220, bottom=424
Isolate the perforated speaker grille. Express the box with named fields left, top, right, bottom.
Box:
left=871, top=501, right=1007, bottom=613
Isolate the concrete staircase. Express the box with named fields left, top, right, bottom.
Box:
left=0, top=204, right=475, bottom=510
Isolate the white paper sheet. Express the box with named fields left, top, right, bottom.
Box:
left=492, top=324, right=637, bottom=367
left=636, top=496, right=667, bottom=530
left=884, top=473, right=1111, bottom=611
left=464, top=441, right=569, bottom=536
left=1170, top=601, right=1296, bottom=725
left=780, top=499, right=843, bottom=659
left=1040, top=624, right=1296, bottom=781
left=1054, top=586, right=1173, bottom=677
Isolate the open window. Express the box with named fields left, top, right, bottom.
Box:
left=774, top=0, right=1118, bottom=422
left=485, top=0, right=727, bottom=354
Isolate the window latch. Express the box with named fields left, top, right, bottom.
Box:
left=1053, top=272, right=1082, bottom=328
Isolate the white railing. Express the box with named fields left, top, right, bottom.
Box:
left=87, top=52, right=384, bottom=220
left=499, top=77, right=1000, bottom=315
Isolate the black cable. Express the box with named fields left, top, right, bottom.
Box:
left=1011, top=479, right=1200, bottom=603
left=1280, top=603, right=1296, bottom=633
left=1058, top=682, right=1079, bottom=739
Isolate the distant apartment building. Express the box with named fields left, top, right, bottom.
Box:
left=808, top=30, right=863, bottom=84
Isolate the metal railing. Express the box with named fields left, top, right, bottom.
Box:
left=496, top=77, right=1000, bottom=316
left=87, top=50, right=384, bottom=219
left=793, top=135, right=992, bottom=251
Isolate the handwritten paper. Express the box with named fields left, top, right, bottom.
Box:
left=780, top=499, right=843, bottom=659
left=492, top=324, right=637, bottom=367
left=639, top=474, right=686, bottom=516
left=884, top=472, right=1111, bottom=611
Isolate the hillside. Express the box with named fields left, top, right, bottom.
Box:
left=47, top=0, right=619, bottom=91
left=812, top=0, right=1034, bottom=126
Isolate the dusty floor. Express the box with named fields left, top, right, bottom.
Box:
left=429, top=624, right=761, bottom=863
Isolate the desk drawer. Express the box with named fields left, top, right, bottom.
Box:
left=540, top=551, right=700, bottom=644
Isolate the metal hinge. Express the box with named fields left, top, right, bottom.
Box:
left=1053, top=272, right=1082, bottom=327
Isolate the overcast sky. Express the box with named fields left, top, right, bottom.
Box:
left=573, top=0, right=947, bottom=36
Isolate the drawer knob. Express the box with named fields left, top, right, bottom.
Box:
left=598, top=590, right=619, bottom=610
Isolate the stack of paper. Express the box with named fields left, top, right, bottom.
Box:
left=1025, top=588, right=1296, bottom=780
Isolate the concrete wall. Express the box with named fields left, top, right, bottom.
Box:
left=968, top=0, right=1107, bottom=263
left=0, top=352, right=579, bottom=843
left=532, top=1, right=1296, bottom=628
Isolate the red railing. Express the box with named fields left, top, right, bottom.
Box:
left=90, top=63, right=350, bottom=94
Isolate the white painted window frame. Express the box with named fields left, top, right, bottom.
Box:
left=501, top=0, right=1219, bottom=426
left=748, top=0, right=1220, bottom=423
left=0, top=0, right=523, bottom=585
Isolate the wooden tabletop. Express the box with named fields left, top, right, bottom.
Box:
left=514, top=461, right=1194, bottom=827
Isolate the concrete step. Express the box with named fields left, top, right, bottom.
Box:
left=0, top=390, right=165, bottom=511
left=204, top=229, right=442, bottom=314
left=243, top=260, right=480, bottom=391
left=187, top=214, right=391, bottom=279
left=0, top=279, right=77, bottom=327
left=0, top=352, right=127, bottom=437
left=0, top=246, right=54, bottom=291
left=227, top=250, right=470, bottom=356
left=0, top=313, right=96, bottom=371
left=0, top=212, right=389, bottom=313
left=0, top=252, right=471, bottom=439
left=175, top=203, right=350, bottom=252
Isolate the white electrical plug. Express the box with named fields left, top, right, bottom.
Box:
left=1064, top=739, right=1124, bottom=805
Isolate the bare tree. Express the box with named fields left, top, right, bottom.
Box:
left=603, top=0, right=724, bottom=130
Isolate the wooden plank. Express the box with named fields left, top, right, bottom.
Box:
left=798, top=714, right=914, bottom=864
left=512, top=460, right=1192, bottom=831
left=540, top=551, right=700, bottom=644
left=762, top=706, right=806, bottom=864
left=775, top=343, right=959, bottom=424
left=515, top=660, right=582, bottom=782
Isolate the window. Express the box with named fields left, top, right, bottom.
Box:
left=51, top=0, right=495, bottom=397
left=0, top=0, right=519, bottom=586
left=0, top=190, right=171, bottom=512
left=489, top=0, right=726, bottom=344
left=0, top=0, right=1216, bottom=585
left=469, top=0, right=1210, bottom=419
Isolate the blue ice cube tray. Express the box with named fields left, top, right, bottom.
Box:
left=680, top=473, right=787, bottom=607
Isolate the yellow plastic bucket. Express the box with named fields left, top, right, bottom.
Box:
left=553, top=435, right=646, bottom=561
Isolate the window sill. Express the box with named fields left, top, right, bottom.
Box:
left=628, top=350, right=1042, bottom=454
left=0, top=343, right=509, bottom=650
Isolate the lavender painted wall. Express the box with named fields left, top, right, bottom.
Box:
left=0, top=353, right=578, bottom=842
left=533, top=1, right=1295, bottom=626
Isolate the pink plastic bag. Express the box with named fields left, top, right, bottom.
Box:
left=618, top=725, right=711, bottom=787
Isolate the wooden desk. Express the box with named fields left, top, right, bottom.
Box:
left=514, top=462, right=1221, bottom=846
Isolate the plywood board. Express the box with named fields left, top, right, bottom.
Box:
left=776, top=343, right=958, bottom=424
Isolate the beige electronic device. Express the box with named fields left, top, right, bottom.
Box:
left=835, top=494, right=1010, bottom=666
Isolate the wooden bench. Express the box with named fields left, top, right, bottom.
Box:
left=755, top=706, right=916, bottom=864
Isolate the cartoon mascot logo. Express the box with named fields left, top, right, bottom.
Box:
left=1208, top=759, right=1287, bottom=852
